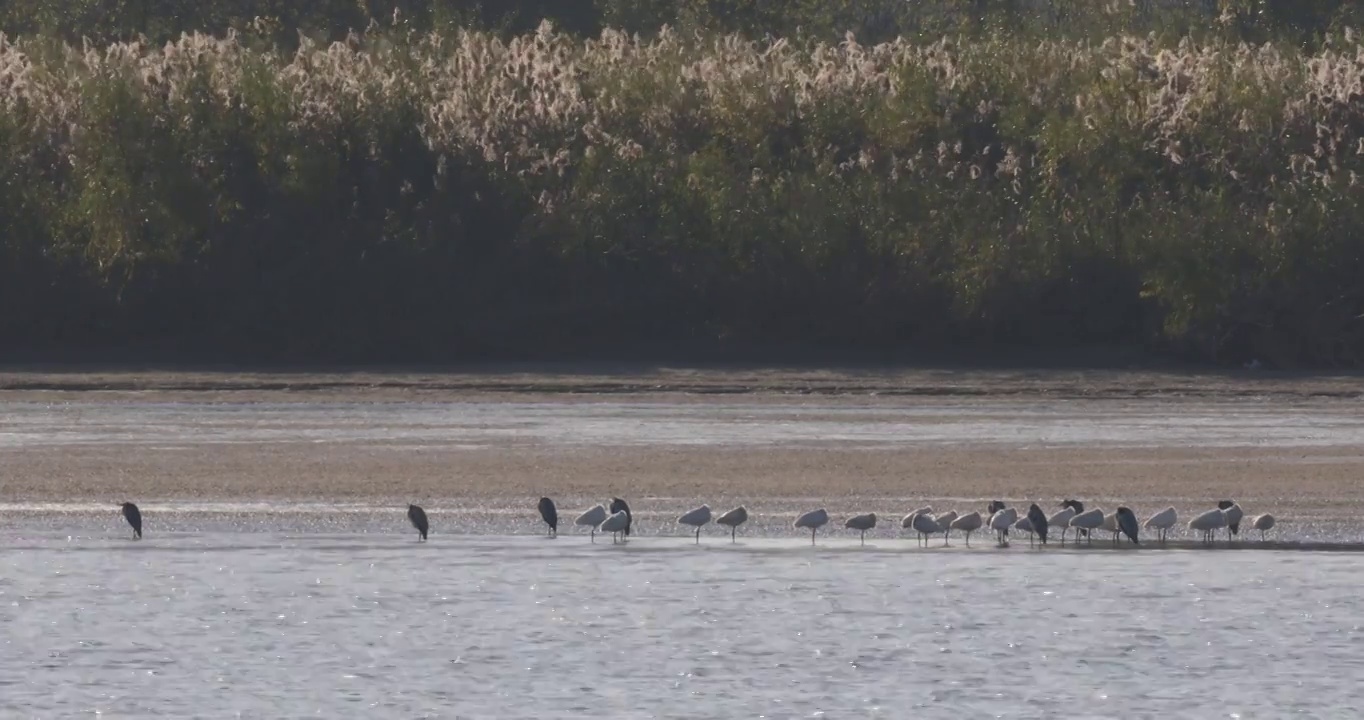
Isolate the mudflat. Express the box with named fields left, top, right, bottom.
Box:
left=1, top=366, right=1361, bottom=529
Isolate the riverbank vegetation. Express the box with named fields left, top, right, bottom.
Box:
left=2, top=1, right=1363, bottom=366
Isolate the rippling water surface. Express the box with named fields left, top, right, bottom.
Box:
left=4, top=534, right=1363, bottom=718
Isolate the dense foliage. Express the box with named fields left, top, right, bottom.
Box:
left=2, top=2, right=1364, bottom=365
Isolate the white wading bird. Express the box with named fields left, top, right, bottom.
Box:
left=1144, top=507, right=1177, bottom=544
left=950, top=511, right=983, bottom=547
left=1188, top=507, right=1227, bottom=544
left=1250, top=513, right=1276, bottom=541
left=716, top=506, right=749, bottom=542
left=601, top=510, right=631, bottom=544
left=575, top=504, right=608, bottom=543
left=845, top=513, right=878, bottom=546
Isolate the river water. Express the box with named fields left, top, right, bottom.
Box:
left=3, top=534, right=1362, bottom=718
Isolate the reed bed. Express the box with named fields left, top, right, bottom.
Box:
left=1, top=22, right=1363, bottom=364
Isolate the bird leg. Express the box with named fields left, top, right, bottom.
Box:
left=731, top=527, right=737, bottom=543
left=695, top=528, right=701, bottom=544
left=810, top=528, right=816, bottom=546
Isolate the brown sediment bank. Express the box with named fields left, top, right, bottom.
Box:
left=0, top=367, right=1360, bottom=523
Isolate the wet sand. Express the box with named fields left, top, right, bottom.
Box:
left=1, top=366, right=1362, bottom=532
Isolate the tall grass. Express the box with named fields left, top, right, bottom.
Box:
left=2, top=21, right=1364, bottom=364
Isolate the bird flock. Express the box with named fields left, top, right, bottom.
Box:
left=112, top=497, right=1276, bottom=547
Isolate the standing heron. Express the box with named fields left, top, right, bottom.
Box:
left=910, top=512, right=941, bottom=547
left=900, top=506, right=933, bottom=532
left=1069, top=508, right=1104, bottom=545
left=988, top=501, right=1009, bottom=538
left=716, top=506, right=748, bottom=542
left=609, top=497, right=633, bottom=539
left=989, top=506, right=1017, bottom=545
left=678, top=505, right=713, bottom=544
left=1144, top=507, right=1177, bottom=544
left=1061, top=500, right=1089, bottom=541
left=794, top=509, right=829, bottom=545
left=538, top=497, right=558, bottom=537
left=1048, top=506, right=1076, bottom=545
left=934, top=510, right=959, bottom=545
left=1026, top=503, right=1049, bottom=545
left=601, top=510, right=631, bottom=544
left=120, top=502, right=142, bottom=540
left=1218, top=500, right=1243, bottom=541
left=845, top=513, right=878, bottom=546
left=1115, top=507, right=1140, bottom=545
left=407, top=504, right=429, bottom=541
left=1250, top=513, right=1276, bottom=541
left=950, top=511, right=983, bottom=547
left=1189, top=507, right=1227, bottom=544
left=575, top=504, right=608, bottom=542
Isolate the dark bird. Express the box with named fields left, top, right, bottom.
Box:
left=988, top=500, right=1009, bottom=537
left=1061, top=499, right=1088, bottom=540
left=1026, top=503, right=1049, bottom=545
left=538, top=497, right=558, bottom=537
left=1218, top=500, right=1242, bottom=538
left=120, top=502, right=142, bottom=540
left=408, top=504, right=429, bottom=542
left=609, top=497, right=632, bottom=538
left=1115, top=507, right=1140, bottom=545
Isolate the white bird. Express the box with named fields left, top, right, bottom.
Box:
left=1102, top=511, right=1121, bottom=545
left=845, top=513, right=878, bottom=545
left=901, top=506, right=934, bottom=529
left=1250, top=513, right=1276, bottom=541
left=678, top=505, right=713, bottom=544
left=950, top=511, right=983, bottom=547
left=795, top=509, right=830, bottom=545
left=600, top=510, right=631, bottom=544
left=989, top=507, right=1018, bottom=545
left=1069, top=508, right=1104, bottom=545
left=716, top=506, right=748, bottom=543
left=575, top=504, right=608, bottom=543
left=1189, top=507, right=1227, bottom=544
left=1219, top=502, right=1244, bottom=542
left=910, top=512, right=941, bottom=547
left=1048, top=507, right=1076, bottom=544
left=987, top=501, right=1010, bottom=539
left=1061, top=499, right=1089, bottom=541
left=1144, top=507, right=1177, bottom=544
left=934, top=510, right=959, bottom=544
